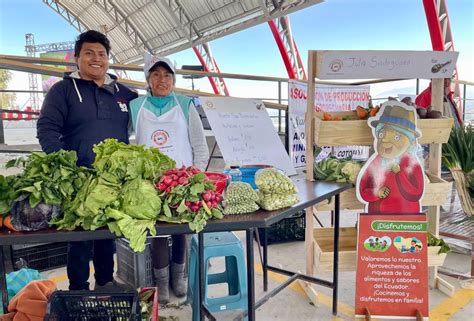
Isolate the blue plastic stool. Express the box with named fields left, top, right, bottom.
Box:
left=188, top=232, right=248, bottom=321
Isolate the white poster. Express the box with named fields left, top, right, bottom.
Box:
left=200, top=96, right=297, bottom=176
left=316, top=50, right=459, bottom=80
left=288, top=80, right=370, bottom=168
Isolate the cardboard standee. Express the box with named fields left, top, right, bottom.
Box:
left=356, top=102, right=425, bottom=214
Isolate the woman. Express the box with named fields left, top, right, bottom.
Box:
left=356, top=102, right=424, bottom=213
left=130, top=53, right=209, bottom=303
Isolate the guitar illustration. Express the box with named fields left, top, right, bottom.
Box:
left=431, top=60, right=451, bottom=73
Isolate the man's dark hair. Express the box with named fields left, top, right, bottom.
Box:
left=74, top=30, right=111, bottom=57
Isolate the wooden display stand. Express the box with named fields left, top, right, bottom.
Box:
left=303, top=50, right=456, bottom=307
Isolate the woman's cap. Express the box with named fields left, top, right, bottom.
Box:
left=144, top=52, right=175, bottom=78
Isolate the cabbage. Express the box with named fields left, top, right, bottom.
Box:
left=121, top=178, right=161, bottom=220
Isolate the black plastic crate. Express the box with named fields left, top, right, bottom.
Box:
left=10, top=242, right=68, bottom=271
left=44, top=290, right=141, bottom=321
left=258, top=210, right=306, bottom=244
left=116, top=238, right=154, bottom=288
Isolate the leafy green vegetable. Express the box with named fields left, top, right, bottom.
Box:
left=0, top=175, right=16, bottom=215
left=93, top=139, right=175, bottom=181
left=52, top=139, right=175, bottom=252
left=105, top=208, right=156, bottom=252
left=1, top=150, right=91, bottom=215
left=442, top=124, right=473, bottom=173
left=121, top=178, right=161, bottom=220
left=427, top=233, right=451, bottom=254
left=442, top=125, right=473, bottom=215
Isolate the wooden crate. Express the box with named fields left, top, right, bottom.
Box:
left=315, top=173, right=451, bottom=211
left=313, top=228, right=447, bottom=272
left=313, top=227, right=357, bottom=272
left=313, top=114, right=453, bottom=146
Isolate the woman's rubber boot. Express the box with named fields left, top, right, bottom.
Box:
left=154, top=267, right=170, bottom=304
left=170, top=262, right=187, bottom=297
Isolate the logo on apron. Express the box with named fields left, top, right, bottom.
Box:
left=151, top=129, right=169, bottom=146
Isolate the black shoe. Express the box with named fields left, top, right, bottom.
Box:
left=94, top=279, right=133, bottom=292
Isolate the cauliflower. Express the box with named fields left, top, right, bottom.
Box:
left=341, top=162, right=362, bottom=184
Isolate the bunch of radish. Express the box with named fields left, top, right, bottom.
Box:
left=155, top=166, right=202, bottom=193
left=155, top=166, right=224, bottom=214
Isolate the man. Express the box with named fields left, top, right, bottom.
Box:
left=37, top=30, right=137, bottom=290
left=415, top=77, right=461, bottom=127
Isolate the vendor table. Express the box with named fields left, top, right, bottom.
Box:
left=0, top=178, right=351, bottom=320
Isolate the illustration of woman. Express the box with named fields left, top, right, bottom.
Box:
left=356, top=102, right=424, bottom=213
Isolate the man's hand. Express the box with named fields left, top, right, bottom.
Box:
left=391, top=163, right=400, bottom=174
left=378, top=187, right=390, bottom=199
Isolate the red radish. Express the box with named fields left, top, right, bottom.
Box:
left=171, top=174, right=178, bottom=181
left=166, top=186, right=172, bottom=193
left=158, top=183, right=167, bottom=191
left=178, top=176, right=188, bottom=185
left=171, top=181, right=178, bottom=187
left=163, top=176, right=172, bottom=185
left=202, top=192, right=211, bottom=202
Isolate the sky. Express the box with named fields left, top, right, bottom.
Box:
left=0, top=0, right=473, bottom=109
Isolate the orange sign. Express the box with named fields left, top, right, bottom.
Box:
left=355, top=213, right=429, bottom=319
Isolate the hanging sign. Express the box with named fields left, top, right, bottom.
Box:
left=355, top=213, right=429, bottom=319
left=288, top=80, right=370, bottom=168
left=315, top=50, right=458, bottom=80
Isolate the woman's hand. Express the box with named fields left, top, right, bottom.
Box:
left=391, top=163, right=400, bottom=174
left=378, top=187, right=390, bottom=199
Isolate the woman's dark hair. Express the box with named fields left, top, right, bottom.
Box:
left=74, top=30, right=111, bottom=57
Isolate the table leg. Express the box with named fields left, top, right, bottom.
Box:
left=198, top=232, right=205, bottom=320
left=332, top=194, right=340, bottom=315
left=0, top=246, right=8, bottom=313
left=246, top=228, right=256, bottom=321
left=262, top=228, right=268, bottom=292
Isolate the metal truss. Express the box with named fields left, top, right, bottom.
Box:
left=155, top=0, right=322, bottom=56
left=42, top=0, right=87, bottom=34
left=24, top=34, right=40, bottom=110
left=268, top=15, right=306, bottom=80
left=422, top=0, right=463, bottom=123
left=193, top=44, right=229, bottom=96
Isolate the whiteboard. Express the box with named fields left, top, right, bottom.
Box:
left=199, top=96, right=297, bottom=176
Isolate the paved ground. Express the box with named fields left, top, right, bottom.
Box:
left=30, top=213, right=473, bottom=321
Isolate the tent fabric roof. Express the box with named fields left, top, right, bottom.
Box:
left=44, top=0, right=323, bottom=64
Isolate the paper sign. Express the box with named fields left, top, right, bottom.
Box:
left=315, top=50, right=458, bottom=80
left=356, top=102, right=425, bottom=213
left=200, top=96, right=297, bottom=176
left=288, top=80, right=370, bottom=168
left=355, top=213, right=429, bottom=319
